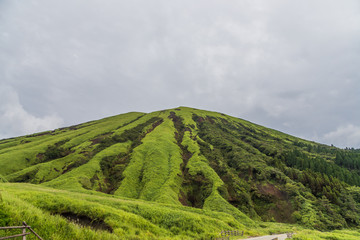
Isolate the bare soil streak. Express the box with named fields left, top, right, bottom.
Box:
left=60, top=212, right=113, bottom=233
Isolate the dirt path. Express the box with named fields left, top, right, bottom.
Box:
left=243, top=233, right=289, bottom=240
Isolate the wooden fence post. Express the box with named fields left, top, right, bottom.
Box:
left=0, top=222, right=43, bottom=240
left=22, top=223, right=26, bottom=240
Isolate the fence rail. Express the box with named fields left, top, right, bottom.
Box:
left=213, top=229, right=244, bottom=240
left=220, top=230, right=243, bottom=237
left=287, top=233, right=294, bottom=238
left=0, top=222, right=43, bottom=240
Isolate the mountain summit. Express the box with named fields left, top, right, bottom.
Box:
left=1, top=107, right=360, bottom=230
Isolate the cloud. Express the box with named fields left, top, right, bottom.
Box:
left=0, top=0, right=360, bottom=147
left=321, top=124, right=360, bottom=148
left=0, top=85, right=63, bottom=139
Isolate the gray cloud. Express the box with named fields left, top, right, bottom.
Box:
left=322, top=125, right=360, bottom=148
left=1, top=0, right=360, bottom=147
left=0, top=85, right=63, bottom=139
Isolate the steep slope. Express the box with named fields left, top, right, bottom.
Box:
left=1, top=107, right=360, bottom=231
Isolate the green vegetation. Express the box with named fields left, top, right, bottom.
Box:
left=1, top=106, right=360, bottom=239
left=0, top=191, right=10, bottom=227
left=0, top=183, right=246, bottom=239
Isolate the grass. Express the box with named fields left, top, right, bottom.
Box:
left=0, top=112, right=144, bottom=177
left=1, top=183, right=359, bottom=239
left=115, top=113, right=183, bottom=204
left=0, top=183, right=251, bottom=239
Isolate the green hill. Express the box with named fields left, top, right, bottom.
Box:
left=1, top=106, right=360, bottom=239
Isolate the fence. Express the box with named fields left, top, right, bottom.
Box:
left=0, top=222, right=43, bottom=240
left=271, top=232, right=294, bottom=239
left=213, top=230, right=244, bottom=240
left=287, top=233, right=294, bottom=238
left=220, top=230, right=243, bottom=237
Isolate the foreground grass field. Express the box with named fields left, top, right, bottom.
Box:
left=0, top=183, right=248, bottom=239
left=0, top=183, right=359, bottom=240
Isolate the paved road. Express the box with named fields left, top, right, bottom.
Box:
left=243, top=233, right=289, bottom=240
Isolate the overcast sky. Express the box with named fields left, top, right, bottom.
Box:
left=1, top=0, right=360, bottom=148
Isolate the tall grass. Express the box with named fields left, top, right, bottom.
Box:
left=0, top=183, right=255, bottom=239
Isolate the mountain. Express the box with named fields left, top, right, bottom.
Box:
left=1, top=106, right=360, bottom=235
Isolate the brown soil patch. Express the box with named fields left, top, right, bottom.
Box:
left=257, top=183, right=288, bottom=200
left=146, top=119, right=163, bottom=134
left=36, top=153, right=45, bottom=161
left=206, top=116, right=215, bottom=124
left=197, top=117, right=205, bottom=123
left=178, top=190, right=189, bottom=206
left=60, top=212, right=113, bottom=233
left=90, top=132, right=113, bottom=145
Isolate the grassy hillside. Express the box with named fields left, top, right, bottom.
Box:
left=1, top=106, right=360, bottom=239
left=2, top=183, right=360, bottom=240
left=0, top=183, right=251, bottom=239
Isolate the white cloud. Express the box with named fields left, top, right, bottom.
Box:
left=0, top=0, right=360, bottom=147
left=0, top=85, right=63, bottom=139
left=321, top=124, right=360, bottom=148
